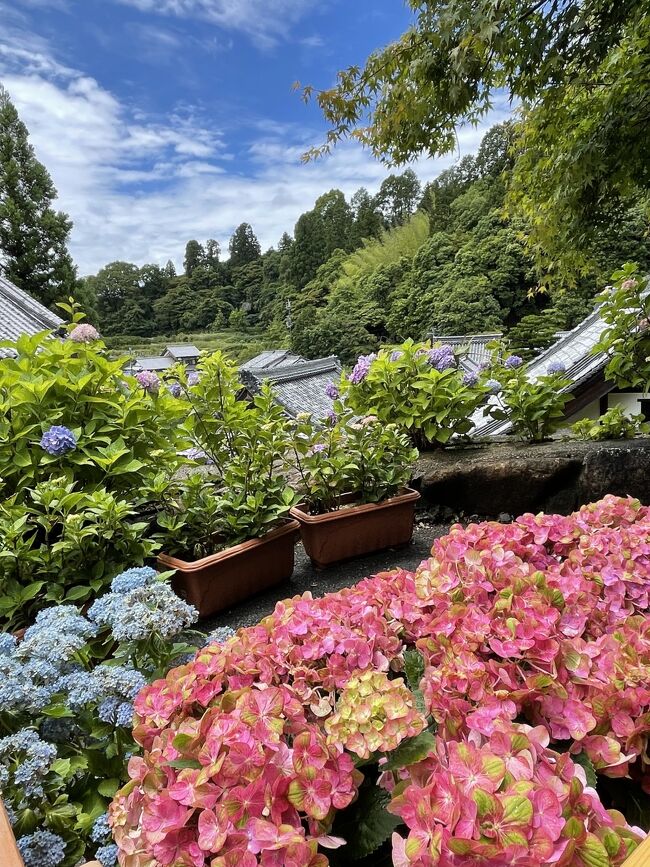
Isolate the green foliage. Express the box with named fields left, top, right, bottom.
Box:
left=484, top=349, right=573, bottom=442
left=0, top=479, right=154, bottom=628
left=291, top=411, right=418, bottom=515
left=594, top=264, right=650, bottom=392
left=0, top=324, right=188, bottom=500
left=339, top=340, right=487, bottom=448
left=303, top=2, right=650, bottom=282
left=382, top=730, right=436, bottom=772
left=572, top=407, right=650, bottom=442
left=0, top=85, right=78, bottom=307
left=154, top=354, right=297, bottom=557
left=330, top=780, right=401, bottom=862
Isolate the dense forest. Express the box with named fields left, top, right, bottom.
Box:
left=78, top=122, right=650, bottom=363
left=2, top=79, right=649, bottom=365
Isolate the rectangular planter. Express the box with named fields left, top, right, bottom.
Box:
left=158, top=520, right=300, bottom=619
left=291, top=488, right=420, bottom=569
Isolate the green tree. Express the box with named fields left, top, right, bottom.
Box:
left=184, top=240, right=205, bottom=277
left=351, top=187, right=384, bottom=244
left=375, top=170, right=421, bottom=227
left=88, top=261, right=141, bottom=334
left=304, top=2, right=649, bottom=279
left=0, top=85, right=78, bottom=307
left=228, top=223, right=261, bottom=268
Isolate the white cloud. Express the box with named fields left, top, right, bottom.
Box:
left=113, top=0, right=317, bottom=47
left=0, top=15, right=512, bottom=276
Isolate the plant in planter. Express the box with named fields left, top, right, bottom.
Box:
left=0, top=567, right=203, bottom=867
left=335, top=339, right=488, bottom=448
left=482, top=348, right=573, bottom=442
left=289, top=411, right=419, bottom=567
left=153, top=353, right=300, bottom=617
left=572, top=406, right=650, bottom=441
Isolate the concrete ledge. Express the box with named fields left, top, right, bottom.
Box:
left=417, top=438, right=650, bottom=517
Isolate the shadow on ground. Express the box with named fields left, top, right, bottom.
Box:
left=202, top=517, right=449, bottom=632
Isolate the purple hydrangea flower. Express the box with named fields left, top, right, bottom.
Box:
left=69, top=323, right=100, bottom=343
left=390, top=350, right=404, bottom=362
left=325, top=410, right=338, bottom=425
left=348, top=353, right=377, bottom=384
left=486, top=378, right=502, bottom=394
left=135, top=370, right=160, bottom=393
left=187, top=371, right=200, bottom=386
left=325, top=381, right=339, bottom=400
left=504, top=354, right=524, bottom=369
left=462, top=370, right=479, bottom=387
left=427, top=345, right=456, bottom=372
left=168, top=382, right=183, bottom=398
left=310, top=443, right=327, bottom=454
left=547, top=361, right=567, bottom=375
left=40, top=425, right=77, bottom=456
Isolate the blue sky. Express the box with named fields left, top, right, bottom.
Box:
left=0, top=0, right=511, bottom=274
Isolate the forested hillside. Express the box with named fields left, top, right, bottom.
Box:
left=83, top=122, right=650, bottom=364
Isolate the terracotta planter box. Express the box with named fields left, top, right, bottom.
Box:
left=158, top=520, right=300, bottom=619
left=291, top=488, right=420, bottom=568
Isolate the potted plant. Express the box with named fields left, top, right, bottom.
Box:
left=155, top=353, right=299, bottom=617
left=289, top=411, right=419, bottom=567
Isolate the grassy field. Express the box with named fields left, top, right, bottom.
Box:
left=105, top=329, right=270, bottom=365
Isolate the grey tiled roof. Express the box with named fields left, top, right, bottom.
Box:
left=125, top=355, right=175, bottom=373
left=470, top=307, right=610, bottom=437
left=241, top=356, right=341, bottom=419
left=431, top=332, right=502, bottom=373
left=240, top=350, right=306, bottom=372
left=165, top=344, right=201, bottom=359
left=0, top=274, right=63, bottom=355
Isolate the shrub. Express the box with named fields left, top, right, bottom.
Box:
left=291, top=411, right=418, bottom=515
left=0, top=324, right=189, bottom=501
left=595, top=263, right=650, bottom=392
left=112, top=495, right=650, bottom=866
left=572, top=406, right=650, bottom=441
left=0, top=567, right=207, bottom=867
left=152, top=353, right=298, bottom=558
left=337, top=340, right=487, bottom=448
left=0, top=478, right=156, bottom=629
left=482, top=349, right=573, bottom=441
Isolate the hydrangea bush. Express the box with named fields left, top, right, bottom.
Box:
left=0, top=568, right=203, bottom=867
left=291, top=410, right=418, bottom=515
left=336, top=340, right=488, bottom=448
left=111, top=495, right=650, bottom=866
left=482, top=347, right=573, bottom=442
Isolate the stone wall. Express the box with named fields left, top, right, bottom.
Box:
left=416, top=438, right=650, bottom=518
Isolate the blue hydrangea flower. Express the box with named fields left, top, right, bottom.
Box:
left=0, top=633, right=17, bottom=656
left=40, top=425, right=77, bottom=456
left=91, top=813, right=111, bottom=843
left=427, top=345, right=456, bottom=372
left=110, top=566, right=158, bottom=594
left=547, top=360, right=567, bottom=375
left=187, top=371, right=200, bottom=386
left=0, top=730, right=57, bottom=800
left=19, top=606, right=96, bottom=662
left=390, top=350, right=404, bottom=362
left=504, top=354, right=524, bottom=369
left=325, top=381, right=339, bottom=400
left=486, top=378, right=502, bottom=394
left=18, top=830, right=66, bottom=867
left=168, top=382, right=183, bottom=398
left=348, top=354, right=377, bottom=384
left=88, top=583, right=198, bottom=642
left=96, top=843, right=119, bottom=867
left=462, top=370, right=479, bottom=387
left=204, top=626, right=236, bottom=646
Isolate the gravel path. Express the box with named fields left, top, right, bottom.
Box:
left=201, top=516, right=450, bottom=632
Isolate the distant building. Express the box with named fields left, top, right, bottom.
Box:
left=0, top=274, right=63, bottom=356
left=468, top=305, right=649, bottom=438
left=240, top=354, right=341, bottom=419
left=125, top=343, right=202, bottom=375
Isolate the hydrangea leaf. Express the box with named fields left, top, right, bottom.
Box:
left=572, top=752, right=598, bottom=789
left=383, top=730, right=436, bottom=772
left=331, top=782, right=401, bottom=860
left=403, top=649, right=425, bottom=692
